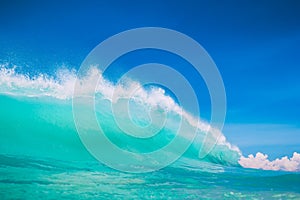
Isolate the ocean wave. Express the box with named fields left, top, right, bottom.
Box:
left=0, top=64, right=299, bottom=172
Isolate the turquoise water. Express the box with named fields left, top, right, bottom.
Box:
left=1, top=153, right=300, bottom=199
left=0, top=68, right=300, bottom=199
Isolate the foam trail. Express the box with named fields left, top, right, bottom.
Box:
left=239, top=152, right=300, bottom=172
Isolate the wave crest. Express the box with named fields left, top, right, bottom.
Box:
left=0, top=64, right=77, bottom=99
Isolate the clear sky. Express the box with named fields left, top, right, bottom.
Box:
left=0, top=0, right=299, bottom=158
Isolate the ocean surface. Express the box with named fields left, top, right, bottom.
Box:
left=0, top=65, right=300, bottom=199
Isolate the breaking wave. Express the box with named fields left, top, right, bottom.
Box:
left=0, top=64, right=299, bottom=172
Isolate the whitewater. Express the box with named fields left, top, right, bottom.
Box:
left=0, top=65, right=300, bottom=199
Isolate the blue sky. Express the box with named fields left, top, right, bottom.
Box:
left=0, top=0, right=299, bottom=157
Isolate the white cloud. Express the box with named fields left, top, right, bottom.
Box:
left=239, top=152, right=300, bottom=172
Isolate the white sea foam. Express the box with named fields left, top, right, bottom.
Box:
left=239, top=152, right=300, bottom=172
left=0, top=64, right=77, bottom=99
